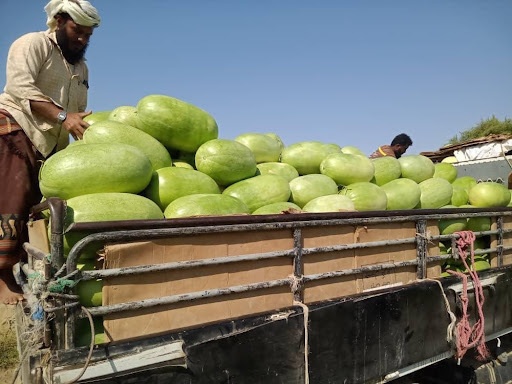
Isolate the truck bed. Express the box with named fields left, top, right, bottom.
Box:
left=14, top=198, right=512, bottom=383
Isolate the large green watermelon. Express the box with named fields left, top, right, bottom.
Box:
left=256, top=162, right=299, bottom=182
left=252, top=202, right=302, bottom=215
left=380, top=178, right=421, bottom=210
left=108, top=105, right=139, bottom=127
left=164, top=194, right=250, bottom=218
left=302, top=194, right=356, bottom=213
left=222, top=175, right=291, bottom=213
left=61, top=192, right=164, bottom=259
left=234, top=132, right=282, bottom=163
left=281, top=141, right=340, bottom=175
left=83, top=120, right=172, bottom=171
left=289, top=174, right=339, bottom=208
left=83, top=110, right=110, bottom=125
left=417, top=178, right=453, bottom=209
left=195, top=139, right=257, bottom=186
left=371, top=157, right=402, bottom=186
left=143, top=166, right=221, bottom=210
left=339, top=182, right=387, bottom=211
left=398, top=155, right=435, bottom=183
left=468, top=182, right=511, bottom=207
left=433, top=162, right=457, bottom=183
left=39, top=143, right=153, bottom=199
left=136, top=94, right=218, bottom=152
left=320, top=153, right=375, bottom=186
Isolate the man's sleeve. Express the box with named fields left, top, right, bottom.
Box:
left=378, top=146, right=396, bottom=157
left=4, top=33, right=54, bottom=109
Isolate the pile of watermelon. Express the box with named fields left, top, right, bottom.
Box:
left=40, top=94, right=512, bottom=219
left=38, top=94, right=511, bottom=343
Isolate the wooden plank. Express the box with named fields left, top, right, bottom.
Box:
left=52, top=341, right=185, bottom=382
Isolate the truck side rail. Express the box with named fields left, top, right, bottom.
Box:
left=60, top=207, right=512, bottom=348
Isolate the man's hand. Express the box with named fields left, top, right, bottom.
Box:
left=30, top=100, right=92, bottom=140
left=62, top=111, right=92, bottom=140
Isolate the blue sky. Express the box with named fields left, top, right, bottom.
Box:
left=1, top=1, right=511, bottom=156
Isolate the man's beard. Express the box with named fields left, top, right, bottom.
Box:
left=56, top=30, right=88, bottom=65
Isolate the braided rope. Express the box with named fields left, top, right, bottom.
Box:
left=447, top=231, right=490, bottom=361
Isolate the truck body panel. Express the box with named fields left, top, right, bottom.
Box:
left=453, top=155, right=512, bottom=185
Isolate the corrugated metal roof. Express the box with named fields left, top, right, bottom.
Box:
left=420, top=134, right=512, bottom=162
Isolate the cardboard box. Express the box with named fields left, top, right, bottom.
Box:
left=102, top=220, right=443, bottom=342
left=102, top=229, right=295, bottom=341
left=499, top=216, right=512, bottom=266
left=27, top=219, right=50, bottom=254
left=302, top=221, right=441, bottom=304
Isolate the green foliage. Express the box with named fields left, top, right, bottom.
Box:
left=448, top=115, right=512, bottom=145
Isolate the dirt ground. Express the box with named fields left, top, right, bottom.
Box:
left=0, top=304, right=21, bottom=384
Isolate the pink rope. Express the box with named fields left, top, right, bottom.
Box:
left=446, top=231, right=490, bottom=361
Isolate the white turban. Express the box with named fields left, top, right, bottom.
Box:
left=45, top=0, right=101, bottom=32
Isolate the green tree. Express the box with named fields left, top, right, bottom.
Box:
left=448, top=115, right=512, bottom=145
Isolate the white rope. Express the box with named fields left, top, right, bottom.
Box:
left=487, top=362, right=497, bottom=384
left=424, top=278, right=457, bottom=344
left=293, top=301, right=310, bottom=384
left=288, top=272, right=310, bottom=383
